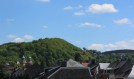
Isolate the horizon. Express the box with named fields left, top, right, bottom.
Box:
left=0, top=0, right=134, bottom=51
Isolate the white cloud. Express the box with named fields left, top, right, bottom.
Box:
left=114, top=18, right=133, bottom=25
left=42, top=25, right=48, bottom=29
left=38, top=0, right=50, bottom=3
left=74, top=12, right=85, bottom=16
left=63, top=6, right=73, bottom=10
left=88, top=44, right=105, bottom=50
left=87, top=4, right=118, bottom=13
left=7, top=34, right=16, bottom=38
left=23, top=35, right=33, bottom=40
left=13, top=38, right=24, bottom=43
left=64, top=5, right=83, bottom=10
left=8, top=34, right=33, bottom=43
left=88, top=39, right=134, bottom=51
left=81, top=22, right=102, bottom=28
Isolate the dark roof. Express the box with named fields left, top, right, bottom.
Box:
left=11, top=68, right=25, bottom=77
left=108, top=61, right=128, bottom=69
left=25, top=64, right=44, bottom=79
left=90, top=64, right=98, bottom=70
left=108, top=61, right=118, bottom=68
left=40, top=59, right=88, bottom=79
left=48, top=67, right=92, bottom=79
left=115, top=61, right=127, bottom=68
left=39, top=66, right=61, bottom=79
left=115, top=61, right=133, bottom=77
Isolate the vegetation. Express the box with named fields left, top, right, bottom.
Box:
left=0, top=38, right=92, bottom=67
left=100, top=49, right=134, bottom=62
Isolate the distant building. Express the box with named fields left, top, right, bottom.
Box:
left=20, top=55, right=26, bottom=66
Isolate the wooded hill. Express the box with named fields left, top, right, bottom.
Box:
left=0, top=38, right=91, bottom=67
left=103, top=49, right=134, bottom=54
left=96, top=49, right=134, bottom=63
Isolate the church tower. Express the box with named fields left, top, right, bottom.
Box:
left=20, top=55, right=26, bottom=66
left=27, top=56, right=33, bottom=65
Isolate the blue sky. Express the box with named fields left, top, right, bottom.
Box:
left=0, top=0, right=134, bottom=51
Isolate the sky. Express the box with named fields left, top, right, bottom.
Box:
left=0, top=0, right=134, bottom=51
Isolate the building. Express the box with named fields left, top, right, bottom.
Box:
left=96, top=60, right=134, bottom=79
left=39, top=59, right=93, bottom=79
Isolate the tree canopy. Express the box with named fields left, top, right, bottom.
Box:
left=0, top=38, right=92, bottom=67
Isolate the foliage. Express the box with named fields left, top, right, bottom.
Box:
left=92, top=49, right=134, bottom=63
left=0, top=38, right=92, bottom=67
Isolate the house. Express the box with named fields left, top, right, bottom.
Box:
left=11, top=64, right=44, bottom=79
left=39, top=59, right=93, bottom=79
left=96, top=60, right=134, bottom=79
left=88, top=59, right=98, bottom=79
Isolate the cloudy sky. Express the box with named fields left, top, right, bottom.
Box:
left=0, top=0, right=134, bottom=51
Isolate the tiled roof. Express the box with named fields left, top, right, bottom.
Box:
left=39, top=59, right=90, bottom=79
left=48, top=67, right=92, bottom=79
left=115, top=61, right=133, bottom=77
left=115, top=61, right=127, bottom=68
left=108, top=61, right=118, bottom=68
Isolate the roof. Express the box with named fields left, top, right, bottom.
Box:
left=115, top=61, right=133, bottom=77
left=128, top=66, right=134, bottom=79
left=115, top=61, right=127, bottom=68
left=108, top=61, right=118, bottom=68
left=25, top=64, right=44, bottom=79
left=39, top=66, right=61, bottom=79
left=99, top=63, right=110, bottom=69
left=66, top=59, right=84, bottom=67
left=48, top=67, right=91, bottom=79
left=11, top=68, right=25, bottom=77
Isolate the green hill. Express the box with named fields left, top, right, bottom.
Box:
left=0, top=38, right=84, bottom=67
left=96, top=49, right=134, bottom=63
left=102, top=49, right=134, bottom=54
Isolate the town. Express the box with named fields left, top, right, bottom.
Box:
left=0, top=49, right=134, bottom=79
